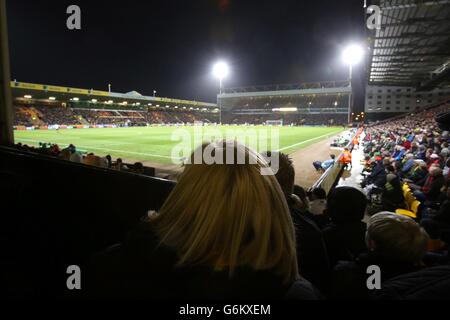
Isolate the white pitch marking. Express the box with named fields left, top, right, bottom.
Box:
left=277, top=129, right=343, bottom=152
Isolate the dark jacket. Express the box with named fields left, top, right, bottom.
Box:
left=367, top=162, right=386, bottom=187
left=322, top=221, right=367, bottom=268
left=289, top=206, right=330, bottom=294
left=372, top=265, right=450, bottom=300
left=382, top=177, right=405, bottom=212
left=85, top=221, right=319, bottom=300
left=330, top=253, right=421, bottom=300
left=423, top=173, right=445, bottom=201
left=435, top=199, right=450, bottom=225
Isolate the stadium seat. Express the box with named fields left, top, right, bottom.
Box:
left=395, top=184, right=420, bottom=219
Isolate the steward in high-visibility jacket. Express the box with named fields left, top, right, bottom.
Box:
left=339, top=148, right=352, bottom=168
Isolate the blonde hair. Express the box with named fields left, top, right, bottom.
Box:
left=367, top=212, right=429, bottom=264
left=149, top=140, right=299, bottom=283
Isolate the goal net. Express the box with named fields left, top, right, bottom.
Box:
left=266, top=119, right=283, bottom=126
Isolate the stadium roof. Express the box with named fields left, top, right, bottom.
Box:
left=219, top=81, right=351, bottom=100
left=367, top=0, right=450, bottom=90
left=222, top=80, right=351, bottom=94
left=10, top=81, right=217, bottom=108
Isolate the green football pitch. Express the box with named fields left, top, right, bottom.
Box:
left=14, top=126, right=344, bottom=164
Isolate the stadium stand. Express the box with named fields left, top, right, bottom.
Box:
left=360, top=103, right=450, bottom=239
left=13, top=104, right=219, bottom=127
left=219, top=81, right=351, bottom=126
left=3, top=103, right=449, bottom=299
left=2, top=0, right=450, bottom=302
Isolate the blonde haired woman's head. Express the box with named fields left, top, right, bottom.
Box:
left=366, top=211, right=429, bottom=264
left=151, top=140, right=298, bottom=283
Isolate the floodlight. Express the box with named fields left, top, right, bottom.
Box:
left=212, top=61, right=229, bottom=80
left=342, top=44, right=364, bottom=66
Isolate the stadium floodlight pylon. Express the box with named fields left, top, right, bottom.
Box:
left=342, top=44, right=365, bottom=124
left=212, top=61, right=230, bottom=125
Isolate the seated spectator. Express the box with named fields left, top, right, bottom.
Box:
left=362, top=158, right=391, bottom=200
left=82, top=153, right=98, bottom=166
left=58, top=148, right=71, bottom=161
left=293, top=184, right=330, bottom=229
left=399, top=153, right=415, bottom=177
left=381, top=173, right=405, bottom=212
left=308, top=188, right=327, bottom=216
left=105, top=155, right=112, bottom=168
left=410, top=166, right=445, bottom=203
left=132, top=162, right=144, bottom=174
left=322, top=187, right=368, bottom=268
left=263, top=152, right=330, bottom=293
left=312, top=154, right=335, bottom=173
left=405, top=160, right=428, bottom=184
left=330, top=212, right=429, bottom=299
left=421, top=183, right=450, bottom=238
left=112, top=158, right=128, bottom=171
left=443, top=158, right=450, bottom=179
left=86, top=141, right=318, bottom=299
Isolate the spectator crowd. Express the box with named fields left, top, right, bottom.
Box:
left=9, top=103, right=450, bottom=300
left=13, top=104, right=219, bottom=127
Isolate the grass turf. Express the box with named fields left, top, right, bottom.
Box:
left=14, top=126, right=344, bottom=164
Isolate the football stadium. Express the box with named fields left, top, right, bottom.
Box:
left=11, top=80, right=347, bottom=184
left=1, top=0, right=450, bottom=306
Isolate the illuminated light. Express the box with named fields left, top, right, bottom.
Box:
left=334, top=101, right=338, bottom=106
left=174, top=106, right=178, bottom=109
left=148, top=103, right=152, bottom=106
left=136, top=102, right=140, bottom=106
left=73, top=97, right=79, bottom=101
left=24, top=95, right=32, bottom=99
left=91, top=99, right=97, bottom=103
left=122, top=101, right=128, bottom=105
left=342, top=44, right=364, bottom=66
left=272, top=107, right=298, bottom=112
left=166, top=105, right=170, bottom=108
left=156, top=104, right=160, bottom=107
left=49, top=97, right=56, bottom=101
left=108, top=100, right=113, bottom=104
left=212, top=61, right=229, bottom=80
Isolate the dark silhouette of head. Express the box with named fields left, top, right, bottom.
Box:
left=326, top=186, right=367, bottom=223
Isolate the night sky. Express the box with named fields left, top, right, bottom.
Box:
left=6, top=0, right=366, bottom=105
